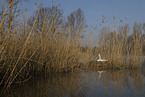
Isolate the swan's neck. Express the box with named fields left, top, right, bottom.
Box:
left=98, top=54, right=101, bottom=59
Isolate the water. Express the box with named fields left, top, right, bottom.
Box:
left=2, top=68, right=145, bottom=97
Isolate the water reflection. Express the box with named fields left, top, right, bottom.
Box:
left=3, top=72, right=88, bottom=97
left=82, top=69, right=145, bottom=97
left=2, top=69, right=145, bottom=97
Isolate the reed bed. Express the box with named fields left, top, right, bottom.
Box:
left=0, top=0, right=145, bottom=94
left=95, top=23, right=144, bottom=69
left=0, top=1, right=92, bottom=93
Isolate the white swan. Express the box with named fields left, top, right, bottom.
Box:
left=97, top=71, right=106, bottom=78
left=97, top=54, right=108, bottom=62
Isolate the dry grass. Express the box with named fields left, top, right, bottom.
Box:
left=0, top=0, right=144, bottom=94
left=0, top=1, right=92, bottom=93
left=96, top=24, right=144, bottom=69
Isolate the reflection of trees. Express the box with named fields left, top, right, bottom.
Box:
left=141, top=61, right=145, bottom=77
left=2, top=69, right=145, bottom=97
left=3, top=72, right=88, bottom=97
left=83, top=69, right=145, bottom=96
left=98, top=70, right=144, bottom=95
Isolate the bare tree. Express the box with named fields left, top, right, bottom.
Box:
left=66, top=8, right=87, bottom=40
left=28, top=6, right=64, bottom=36
left=142, top=23, right=145, bottom=34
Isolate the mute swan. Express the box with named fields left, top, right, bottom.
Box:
left=97, top=54, right=108, bottom=62
left=97, top=71, right=106, bottom=78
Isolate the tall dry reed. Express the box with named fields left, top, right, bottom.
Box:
left=0, top=1, right=90, bottom=93
left=96, top=23, right=144, bottom=69
left=0, top=0, right=144, bottom=94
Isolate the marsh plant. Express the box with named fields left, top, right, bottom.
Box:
left=0, top=1, right=91, bottom=93
left=96, top=23, right=144, bottom=69
left=0, top=0, right=145, bottom=93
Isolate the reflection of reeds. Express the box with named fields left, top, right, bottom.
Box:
left=1, top=69, right=145, bottom=97
left=101, top=70, right=144, bottom=96
left=2, top=72, right=88, bottom=97
left=85, top=69, right=145, bottom=97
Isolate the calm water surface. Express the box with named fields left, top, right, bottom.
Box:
left=2, top=68, right=145, bottom=97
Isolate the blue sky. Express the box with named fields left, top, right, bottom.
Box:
left=1, top=0, right=144, bottom=45
left=1, top=0, right=144, bottom=27
left=53, top=0, right=145, bottom=25
left=24, top=0, right=145, bottom=27
left=20, top=0, right=145, bottom=45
